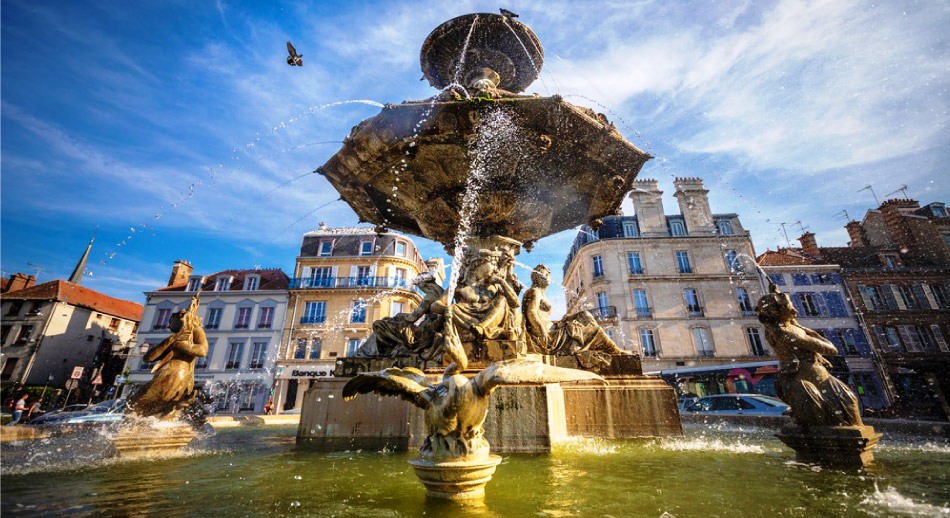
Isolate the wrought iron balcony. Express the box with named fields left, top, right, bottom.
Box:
left=289, top=276, right=412, bottom=290
left=696, top=350, right=715, bottom=358
left=591, top=306, right=617, bottom=320
left=686, top=306, right=705, bottom=317
left=299, top=316, right=327, bottom=325
left=635, top=306, right=653, bottom=318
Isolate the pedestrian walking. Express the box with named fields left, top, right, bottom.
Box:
left=6, top=393, right=29, bottom=426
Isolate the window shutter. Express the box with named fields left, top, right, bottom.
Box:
left=898, top=325, right=920, bottom=352
left=912, top=284, right=932, bottom=310
left=931, top=325, right=949, bottom=353
left=881, top=285, right=900, bottom=311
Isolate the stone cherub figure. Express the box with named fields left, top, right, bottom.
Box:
left=755, top=283, right=862, bottom=428
left=129, top=294, right=209, bottom=420
left=343, top=310, right=602, bottom=462
left=522, top=264, right=628, bottom=372
left=357, top=273, right=446, bottom=359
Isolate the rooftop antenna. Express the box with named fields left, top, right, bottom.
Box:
left=857, top=185, right=880, bottom=206
left=777, top=222, right=792, bottom=248
left=26, top=262, right=45, bottom=280
left=793, top=220, right=809, bottom=234
left=885, top=184, right=910, bottom=199
left=834, top=209, right=851, bottom=222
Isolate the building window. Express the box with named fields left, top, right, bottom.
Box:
left=633, top=290, right=651, bottom=317
left=675, top=251, right=692, bottom=274
left=684, top=289, right=703, bottom=317
left=853, top=373, right=880, bottom=398
left=394, top=268, right=407, bottom=287
left=249, top=342, right=268, bottom=369
left=882, top=254, right=900, bottom=269
left=196, top=342, right=214, bottom=370
left=395, top=241, right=408, bottom=257
left=5, top=300, right=23, bottom=316
left=356, top=266, right=373, bottom=286
left=234, top=307, right=252, bottom=329
left=746, top=327, right=767, bottom=356
left=895, top=285, right=918, bottom=310
left=1, top=358, right=19, bottom=380
left=640, top=329, right=658, bottom=357
left=258, top=307, right=275, bottom=329
left=309, top=338, right=322, bottom=360
left=931, top=284, right=950, bottom=309
left=226, top=342, right=244, bottom=370
left=914, top=325, right=939, bottom=352
left=205, top=307, right=222, bottom=329
left=877, top=326, right=902, bottom=353
left=186, top=276, right=203, bottom=292
left=670, top=220, right=686, bottom=236
left=319, top=240, right=333, bottom=257
left=769, top=274, right=786, bottom=286
left=592, top=255, right=604, bottom=278
left=346, top=338, right=363, bottom=357
left=718, top=220, right=734, bottom=235
left=627, top=252, right=643, bottom=274
left=215, top=276, right=232, bottom=291
left=692, top=328, right=714, bottom=357
left=294, top=339, right=307, bottom=359
left=391, top=301, right=405, bottom=316
left=800, top=293, right=821, bottom=317
left=14, top=325, right=34, bottom=344
left=310, top=267, right=333, bottom=287
left=623, top=221, right=640, bottom=238
left=838, top=329, right=859, bottom=355
left=596, top=292, right=609, bottom=312
left=153, top=308, right=172, bottom=330
left=724, top=250, right=739, bottom=272
left=302, top=301, right=327, bottom=324
left=109, top=318, right=120, bottom=331
left=244, top=275, right=260, bottom=291
left=360, top=240, right=375, bottom=256
left=351, top=300, right=367, bottom=323
left=858, top=285, right=885, bottom=311
left=736, top=288, right=754, bottom=314
left=0, top=325, right=11, bottom=345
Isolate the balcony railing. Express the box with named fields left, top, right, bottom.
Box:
left=686, top=306, right=705, bottom=317
left=289, top=276, right=412, bottom=290
left=635, top=306, right=653, bottom=318
left=300, top=316, right=327, bottom=325
left=591, top=306, right=617, bottom=320
left=696, top=350, right=715, bottom=358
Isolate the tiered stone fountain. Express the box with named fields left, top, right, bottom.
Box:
left=297, top=12, right=681, bottom=500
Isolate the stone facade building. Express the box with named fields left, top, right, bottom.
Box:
left=0, top=275, right=143, bottom=390
left=126, top=261, right=289, bottom=414
left=562, top=178, right=771, bottom=376
left=273, top=225, right=442, bottom=413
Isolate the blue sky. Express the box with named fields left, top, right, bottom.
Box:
left=2, top=0, right=948, bottom=317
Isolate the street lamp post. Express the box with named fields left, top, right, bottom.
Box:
left=40, top=373, right=54, bottom=399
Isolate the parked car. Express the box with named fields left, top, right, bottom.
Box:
left=681, top=394, right=790, bottom=416
left=30, top=399, right=126, bottom=426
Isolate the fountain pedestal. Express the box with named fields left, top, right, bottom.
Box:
left=408, top=454, right=503, bottom=500
left=112, top=423, right=196, bottom=459
left=777, top=424, right=882, bottom=466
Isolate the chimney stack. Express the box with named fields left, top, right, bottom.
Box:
left=167, top=260, right=194, bottom=287
left=2, top=273, right=36, bottom=293
left=673, top=177, right=716, bottom=235
left=628, top=179, right=667, bottom=237
left=798, top=232, right=820, bottom=258
left=880, top=199, right=919, bottom=249
left=845, top=221, right=868, bottom=247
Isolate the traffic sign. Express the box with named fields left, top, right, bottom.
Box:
left=114, top=375, right=126, bottom=385
left=91, top=373, right=103, bottom=385
left=64, top=379, right=79, bottom=390
left=70, top=366, right=84, bottom=380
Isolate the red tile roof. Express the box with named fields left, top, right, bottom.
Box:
left=0, top=280, right=143, bottom=322
left=756, top=248, right=818, bottom=266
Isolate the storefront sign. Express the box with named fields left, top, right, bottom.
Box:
left=288, top=367, right=334, bottom=379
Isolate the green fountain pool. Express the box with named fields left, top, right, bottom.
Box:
left=1, top=424, right=948, bottom=517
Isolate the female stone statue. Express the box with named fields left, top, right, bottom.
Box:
left=129, top=295, right=208, bottom=419
left=755, top=284, right=862, bottom=428
left=359, top=273, right=446, bottom=359
left=522, top=264, right=626, bottom=371
left=450, top=250, right=521, bottom=341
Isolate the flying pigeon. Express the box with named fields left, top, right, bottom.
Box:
left=286, top=41, right=303, bottom=67
left=500, top=8, right=519, bottom=19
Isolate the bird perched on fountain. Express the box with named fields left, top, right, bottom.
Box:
left=343, top=311, right=603, bottom=462
left=499, top=8, right=519, bottom=19
left=286, top=41, right=303, bottom=66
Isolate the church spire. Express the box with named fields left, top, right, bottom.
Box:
left=68, top=232, right=95, bottom=285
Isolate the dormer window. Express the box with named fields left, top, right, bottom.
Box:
left=670, top=220, right=687, bottom=236
left=360, top=240, right=375, bottom=256
left=215, top=276, right=232, bottom=291
left=882, top=254, right=900, bottom=269
left=186, top=276, right=204, bottom=292
left=717, top=220, right=734, bottom=235
left=623, top=221, right=640, bottom=238
left=319, top=240, right=333, bottom=257
left=244, top=275, right=260, bottom=291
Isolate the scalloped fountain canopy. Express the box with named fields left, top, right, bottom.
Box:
left=317, top=13, right=651, bottom=246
